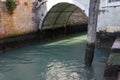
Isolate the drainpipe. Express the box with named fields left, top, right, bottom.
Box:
left=85, top=0, right=100, bottom=66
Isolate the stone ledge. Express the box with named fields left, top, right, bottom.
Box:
left=112, top=38, right=120, bottom=53
left=104, top=38, right=120, bottom=80
left=107, top=53, right=120, bottom=65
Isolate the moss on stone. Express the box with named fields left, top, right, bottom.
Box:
left=108, top=53, right=120, bottom=65
left=6, top=0, right=17, bottom=15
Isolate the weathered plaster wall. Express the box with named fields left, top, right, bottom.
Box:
left=0, top=0, right=37, bottom=38
left=13, top=0, right=36, bottom=34
left=97, top=0, right=120, bottom=33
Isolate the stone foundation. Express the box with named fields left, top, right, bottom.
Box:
left=96, top=32, right=117, bottom=49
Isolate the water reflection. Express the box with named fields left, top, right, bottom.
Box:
left=45, top=61, right=95, bottom=80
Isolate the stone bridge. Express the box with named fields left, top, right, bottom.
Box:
left=0, top=0, right=89, bottom=37
left=35, top=0, right=90, bottom=30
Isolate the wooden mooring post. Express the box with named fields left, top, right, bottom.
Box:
left=85, top=0, right=100, bottom=66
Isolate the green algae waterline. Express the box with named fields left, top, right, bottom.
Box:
left=0, top=33, right=109, bottom=80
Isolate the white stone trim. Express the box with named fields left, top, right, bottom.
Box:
left=107, top=0, right=120, bottom=6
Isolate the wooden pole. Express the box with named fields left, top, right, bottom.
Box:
left=85, top=0, right=100, bottom=66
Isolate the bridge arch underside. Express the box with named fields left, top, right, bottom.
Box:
left=42, top=3, right=88, bottom=34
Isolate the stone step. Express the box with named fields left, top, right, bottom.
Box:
left=104, top=53, right=120, bottom=80
left=117, top=73, right=120, bottom=80
left=107, top=53, right=120, bottom=65
left=104, top=38, right=120, bottom=80
left=112, top=38, right=120, bottom=53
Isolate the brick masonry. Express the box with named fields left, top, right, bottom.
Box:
left=0, top=0, right=37, bottom=38
left=67, top=8, right=88, bottom=25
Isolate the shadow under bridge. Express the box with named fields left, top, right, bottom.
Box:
left=41, top=2, right=88, bottom=36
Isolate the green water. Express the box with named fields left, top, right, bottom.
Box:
left=0, top=33, right=110, bottom=80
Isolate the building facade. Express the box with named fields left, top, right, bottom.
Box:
left=97, top=0, right=120, bottom=33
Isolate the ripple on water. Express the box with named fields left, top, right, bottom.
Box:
left=0, top=33, right=109, bottom=80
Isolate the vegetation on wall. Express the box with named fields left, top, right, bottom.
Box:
left=6, top=0, right=17, bottom=15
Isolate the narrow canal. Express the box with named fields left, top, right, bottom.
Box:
left=0, top=33, right=110, bottom=80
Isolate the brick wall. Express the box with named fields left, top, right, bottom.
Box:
left=67, top=8, right=88, bottom=25
left=0, top=0, right=37, bottom=38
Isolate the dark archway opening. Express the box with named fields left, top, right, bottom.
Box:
left=41, top=3, right=88, bottom=38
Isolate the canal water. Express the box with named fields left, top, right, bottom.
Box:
left=0, top=33, right=110, bottom=80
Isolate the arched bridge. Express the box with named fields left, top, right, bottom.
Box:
left=35, top=0, right=90, bottom=30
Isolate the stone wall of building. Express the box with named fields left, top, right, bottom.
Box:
left=97, top=0, right=120, bottom=33
left=0, top=0, right=37, bottom=38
